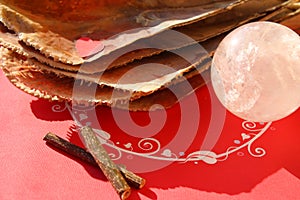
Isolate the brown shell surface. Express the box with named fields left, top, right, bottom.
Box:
left=78, top=0, right=289, bottom=74
left=281, top=13, right=300, bottom=33
left=0, top=47, right=207, bottom=111
left=0, top=0, right=242, bottom=66
left=0, top=0, right=291, bottom=78
left=0, top=0, right=299, bottom=111
left=0, top=0, right=290, bottom=74
left=0, top=26, right=212, bottom=101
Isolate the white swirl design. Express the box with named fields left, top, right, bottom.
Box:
left=51, top=104, right=67, bottom=112
left=137, top=138, right=160, bottom=155
left=66, top=102, right=272, bottom=167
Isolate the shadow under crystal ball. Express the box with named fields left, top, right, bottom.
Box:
left=211, top=21, right=300, bottom=122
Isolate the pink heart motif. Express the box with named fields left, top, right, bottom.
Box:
left=79, top=113, right=88, bottom=121
left=161, top=149, right=172, bottom=157
left=124, top=143, right=132, bottom=149
left=75, top=37, right=104, bottom=57
left=241, top=133, right=251, bottom=140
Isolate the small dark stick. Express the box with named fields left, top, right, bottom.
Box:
left=43, top=132, right=145, bottom=189
left=78, top=126, right=131, bottom=199
left=118, top=167, right=146, bottom=189
left=43, top=130, right=131, bottom=200
left=44, top=132, right=96, bottom=166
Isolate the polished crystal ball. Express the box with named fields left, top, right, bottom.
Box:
left=211, top=21, right=300, bottom=122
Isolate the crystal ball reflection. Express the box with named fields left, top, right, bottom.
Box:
left=211, top=22, right=300, bottom=122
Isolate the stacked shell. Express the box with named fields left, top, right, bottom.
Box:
left=0, top=0, right=299, bottom=110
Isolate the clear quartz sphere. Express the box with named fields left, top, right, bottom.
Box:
left=211, top=21, right=300, bottom=122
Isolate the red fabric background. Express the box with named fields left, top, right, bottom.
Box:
left=0, top=69, right=299, bottom=200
